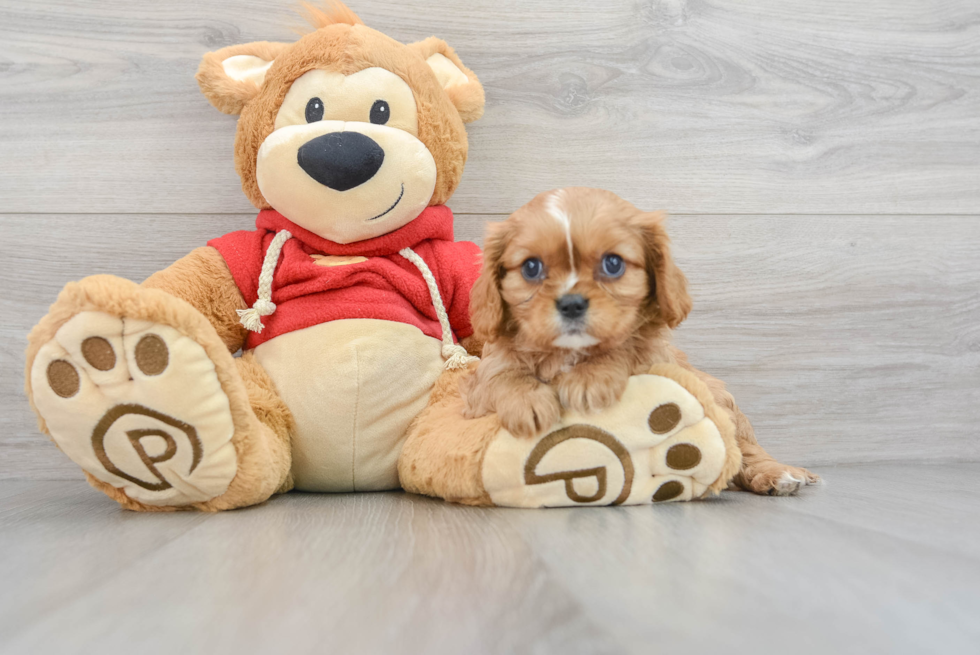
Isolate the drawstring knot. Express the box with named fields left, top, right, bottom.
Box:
left=236, top=298, right=277, bottom=333
left=442, top=343, right=476, bottom=371
left=400, top=247, right=480, bottom=370
left=239, top=229, right=292, bottom=333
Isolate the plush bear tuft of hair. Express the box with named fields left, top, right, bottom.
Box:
left=300, top=1, right=364, bottom=30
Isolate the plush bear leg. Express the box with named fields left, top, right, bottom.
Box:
left=399, top=363, right=741, bottom=508
left=25, top=275, right=292, bottom=511
left=398, top=365, right=495, bottom=506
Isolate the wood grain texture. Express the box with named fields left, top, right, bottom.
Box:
left=0, top=0, right=978, bottom=214
left=499, top=462, right=980, bottom=654
left=669, top=215, right=980, bottom=467
left=2, top=464, right=978, bottom=654
left=3, top=213, right=978, bottom=479
left=0, top=482, right=621, bottom=655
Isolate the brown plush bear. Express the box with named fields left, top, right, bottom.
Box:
left=25, top=2, right=489, bottom=510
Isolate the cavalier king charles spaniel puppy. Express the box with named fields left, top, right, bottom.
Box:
left=460, top=187, right=819, bottom=498
left=461, top=187, right=691, bottom=438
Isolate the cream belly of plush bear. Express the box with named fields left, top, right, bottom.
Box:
left=255, top=320, right=444, bottom=491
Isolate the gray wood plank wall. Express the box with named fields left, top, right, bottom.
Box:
left=1, top=0, right=978, bottom=479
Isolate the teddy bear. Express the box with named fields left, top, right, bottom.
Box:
left=24, top=2, right=742, bottom=511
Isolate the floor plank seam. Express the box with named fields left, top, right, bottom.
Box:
left=485, top=508, right=631, bottom=652
left=4, top=512, right=214, bottom=642
left=767, top=504, right=980, bottom=563
left=816, top=459, right=980, bottom=468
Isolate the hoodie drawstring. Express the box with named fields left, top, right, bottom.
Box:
left=238, top=231, right=478, bottom=371
left=237, top=229, right=293, bottom=333
left=398, top=247, right=479, bottom=371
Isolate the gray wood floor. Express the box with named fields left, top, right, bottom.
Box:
left=1, top=1, right=979, bottom=651
left=1, top=464, right=978, bottom=654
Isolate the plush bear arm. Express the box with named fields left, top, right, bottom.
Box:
left=142, top=247, right=249, bottom=352
left=460, top=334, right=484, bottom=357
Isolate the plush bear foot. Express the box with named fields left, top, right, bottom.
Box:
left=472, top=365, right=742, bottom=508
left=29, top=310, right=239, bottom=507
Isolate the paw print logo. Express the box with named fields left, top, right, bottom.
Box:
left=91, top=404, right=203, bottom=492
left=523, top=425, right=634, bottom=505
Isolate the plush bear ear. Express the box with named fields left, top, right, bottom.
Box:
left=196, top=41, right=292, bottom=115
left=409, top=37, right=485, bottom=123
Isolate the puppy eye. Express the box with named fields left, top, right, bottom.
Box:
left=370, top=99, right=390, bottom=125
left=600, top=253, right=625, bottom=278
left=305, top=97, right=324, bottom=123
left=521, top=258, right=546, bottom=282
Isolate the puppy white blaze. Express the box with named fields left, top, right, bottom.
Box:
left=553, top=333, right=600, bottom=349
left=546, top=190, right=578, bottom=292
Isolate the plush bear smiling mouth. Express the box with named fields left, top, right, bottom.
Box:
left=367, top=183, right=405, bottom=221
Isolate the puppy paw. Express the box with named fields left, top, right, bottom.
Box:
left=738, top=461, right=820, bottom=496
left=556, top=368, right=628, bottom=414
left=497, top=384, right=562, bottom=438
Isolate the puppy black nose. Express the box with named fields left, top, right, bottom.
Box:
left=557, top=294, right=589, bottom=320
left=297, top=132, right=385, bottom=191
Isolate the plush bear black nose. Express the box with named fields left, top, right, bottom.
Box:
left=297, top=131, right=385, bottom=191
left=556, top=294, right=589, bottom=320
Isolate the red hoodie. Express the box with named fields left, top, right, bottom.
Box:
left=208, top=206, right=482, bottom=350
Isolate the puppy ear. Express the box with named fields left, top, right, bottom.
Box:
left=409, top=37, right=485, bottom=123
left=470, top=222, right=511, bottom=341
left=196, top=41, right=291, bottom=115
left=635, top=211, right=692, bottom=329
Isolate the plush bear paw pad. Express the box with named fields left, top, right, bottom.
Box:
left=481, top=373, right=731, bottom=507
left=30, top=312, right=237, bottom=506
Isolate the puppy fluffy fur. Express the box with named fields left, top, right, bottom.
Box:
left=462, top=187, right=820, bottom=497
left=462, top=187, right=691, bottom=437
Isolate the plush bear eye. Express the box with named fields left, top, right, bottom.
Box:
left=370, top=99, right=390, bottom=125
left=305, top=97, right=324, bottom=123
left=600, top=253, right=625, bottom=278
left=521, top=258, right=546, bottom=282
